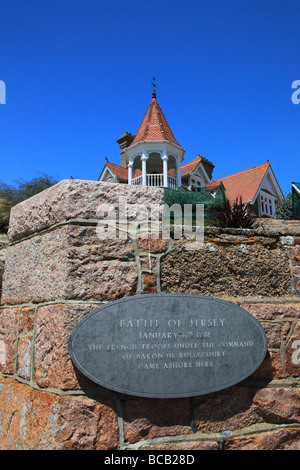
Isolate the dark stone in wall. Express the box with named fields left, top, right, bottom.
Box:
left=160, top=239, right=292, bottom=298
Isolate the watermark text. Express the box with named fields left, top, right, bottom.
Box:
left=291, top=340, right=300, bottom=365
left=291, top=80, right=300, bottom=104
left=0, top=80, right=6, bottom=104
left=96, top=198, right=204, bottom=250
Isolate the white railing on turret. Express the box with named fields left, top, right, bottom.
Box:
left=132, top=175, right=143, bottom=185
left=147, top=174, right=164, bottom=187
left=167, top=175, right=177, bottom=188
left=131, top=174, right=177, bottom=188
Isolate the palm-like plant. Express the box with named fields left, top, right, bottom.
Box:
left=212, top=197, right=256, bottom=228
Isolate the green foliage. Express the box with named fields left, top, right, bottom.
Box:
left=212, top=197, right=257, bottom=228
left=0, top=198, right=15, bottom=232
left=164, top=187, right=224, bottom=221
left=275, top=191, right=293, bottom=220
left=0, top=174, right=58, bottom=232
left=16, top=174, right=58, bottom=201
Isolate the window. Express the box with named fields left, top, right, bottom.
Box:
left=191, top=176, right=204, bottom=192
left=260, top=191, right=276, bottom=216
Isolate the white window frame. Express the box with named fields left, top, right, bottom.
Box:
left=190, top=175, right=205, bottom=192
left=259, top=190, right=277, bottom=216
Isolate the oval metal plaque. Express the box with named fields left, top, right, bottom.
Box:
left=69, top=294, right=268, bottom=398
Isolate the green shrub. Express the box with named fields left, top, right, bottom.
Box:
left=275, top=191, right=293, bottom=220
left=164, top=187, right=224, bottom=222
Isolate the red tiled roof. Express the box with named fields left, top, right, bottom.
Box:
left=103, top=161, right=147, bottom=181
left=213, top=162, right=270, bottom=204
left=105, top=161, right=128, bottom=182
left=205, top=181, right=224, bottom=191
left=129, top=92, right=180, bottom=147
left=102, top=158, right=270, bottom=202
left=181, top=155, right=203, bottom=176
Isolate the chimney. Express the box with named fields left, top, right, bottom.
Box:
left=117, top=132, right=135, bottom=167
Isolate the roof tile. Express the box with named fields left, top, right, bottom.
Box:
left=213, top=162, right=270, bottom=204
left=181, top=155, right=203, bottom=176
left=106, top=161, right=128, bottom=182
left=129, top=92, right=180, bottom=147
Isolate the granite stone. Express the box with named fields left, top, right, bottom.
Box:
left=34, top=303, right=98, bottom=389
left=8, top=180, right=165, bottom=242
left=1, top=226, right=138, bottom=304
left=160, top=239, right=292, bottom=298
left=0, top=307, right=19, bottom=374
left=0, top=376, right=118, bottom=450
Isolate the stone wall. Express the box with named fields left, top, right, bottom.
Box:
left=0, top=234, right=8, bottom=300
left=0, top=180, right=299, bottom=450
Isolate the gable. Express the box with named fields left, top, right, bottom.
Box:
left=192, top=164, right=210, bottom=183
left=181, top=159, right=211, bottom=183
left=98, top=161, right=128, bottom=183
left=213, top=162, right=283, bottom=207
left=254, top=168, right=283, bottom=202
left=213, top=163, right=269, bottom=204
left=98, top=165, right=116, bottom=182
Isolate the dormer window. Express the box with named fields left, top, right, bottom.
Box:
left=260, top=190, right=277, bottom=216
left=191, top=177, right=204, bottom=192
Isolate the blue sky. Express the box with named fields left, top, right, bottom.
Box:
left=0, top=0, right=299, bottom=194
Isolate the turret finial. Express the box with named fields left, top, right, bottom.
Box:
left=151, top=76, right=157, bottom=98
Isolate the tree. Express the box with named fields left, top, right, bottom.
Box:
left=0, top=174, right=58, bottom=232
left=0, top=198, right=15, bottom=231
left=275, top=191, right=293, bottom=220
left=15, top=174, right=58, bottom=200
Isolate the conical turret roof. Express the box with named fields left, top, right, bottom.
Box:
left=129, top=91, right=180, bottom=147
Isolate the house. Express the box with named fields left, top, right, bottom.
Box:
left=211, top=161, right=283, bottom=217
left=98, top=90, right=283, bottom=217
left=99, top=89, right=184, bottom=189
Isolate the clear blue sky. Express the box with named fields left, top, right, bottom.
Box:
left=1, top=0, right=299, bottom=194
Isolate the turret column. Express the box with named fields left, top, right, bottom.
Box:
left=176, top=156, right=181, bottom=188
left=128, top=161, right=133, bottom=185
left=162, top=151, right=169, bottom=188
left=141, top=152, right=148, bottom=186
